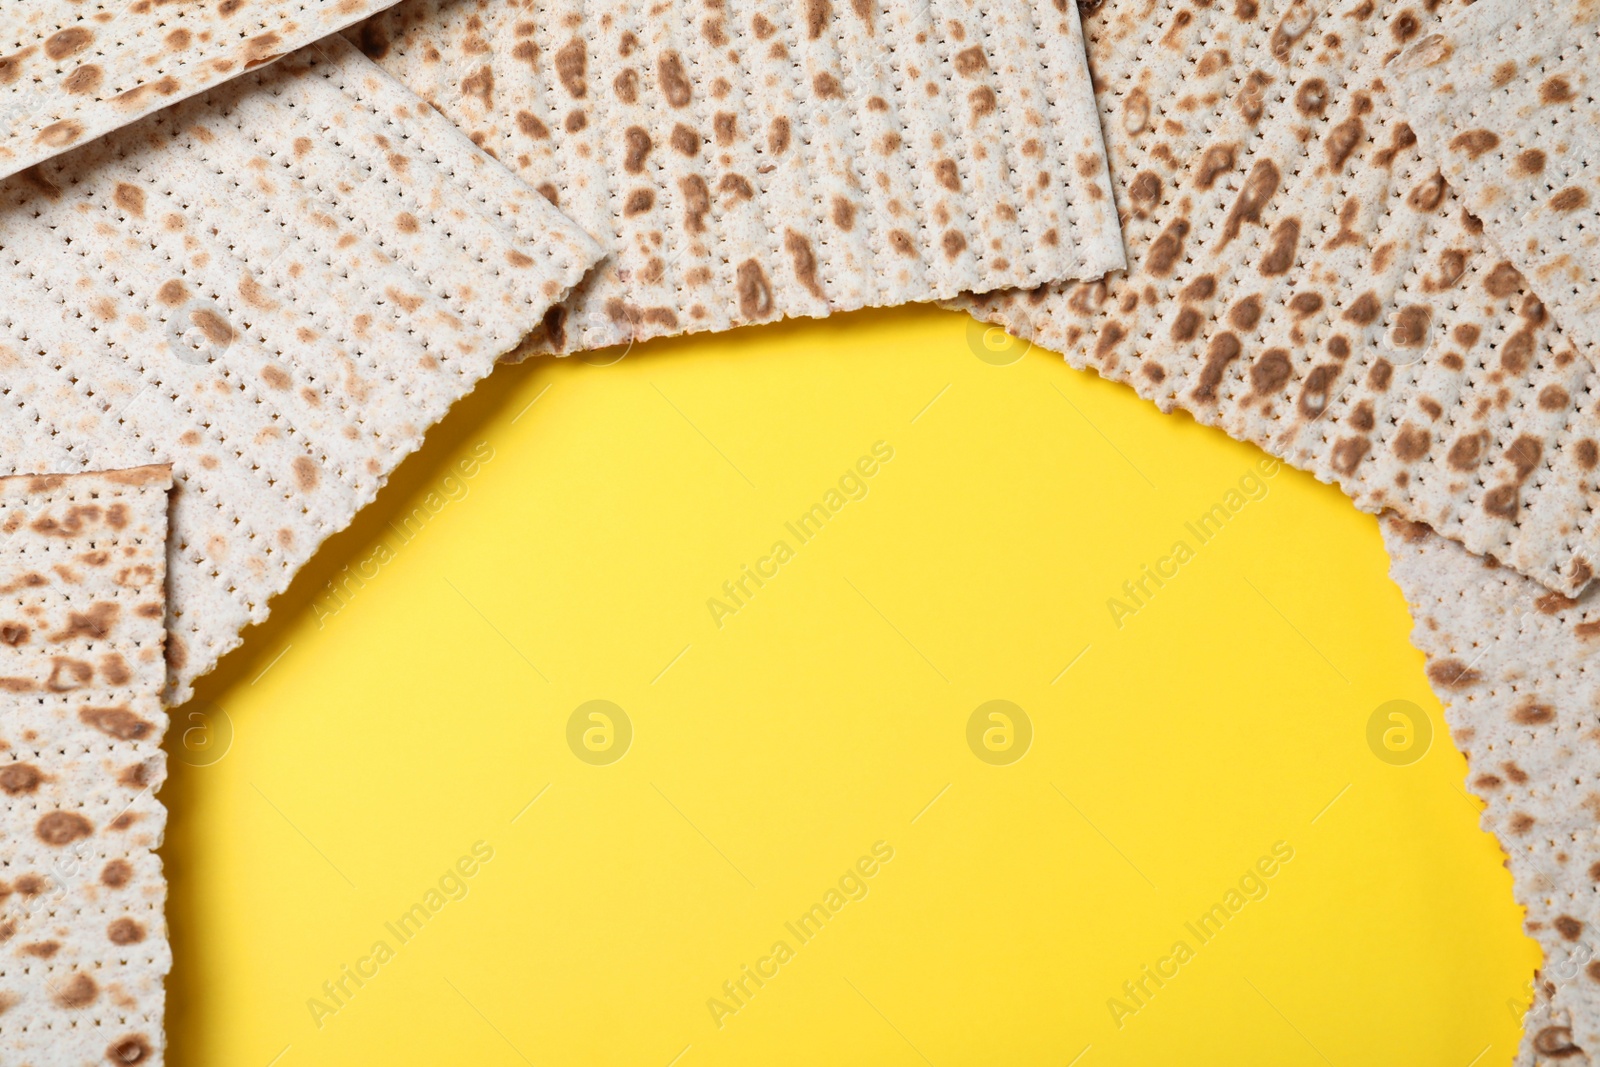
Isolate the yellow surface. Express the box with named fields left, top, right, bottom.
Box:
left=165, top=306, right=1538, bottom=1067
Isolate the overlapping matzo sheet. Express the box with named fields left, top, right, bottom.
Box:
left=0, top=465, right=172, bottom=1067
left=1383, top=513, right=1600, bottom=1066
left=1521, top=987, right=1588, bottom=1067
left=1392, top=0, right=1600, bottom=364
left=350, top=0, right=1124, bottom=355
left=0, top=0, right=410, bottom=181
left=0, top=34, right=603, bottom=706
left=956, top=0, right=1600, bottom=598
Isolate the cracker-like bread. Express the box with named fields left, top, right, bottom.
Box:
left=0, top=0, right=410, bottom=180
left=0, top=465, right=173, bottom=1066
left=0, top=36, right=603, bottom=705
left=1383, top=513, right=1600, bottom=1065
left=1393, top=0, right=1600, bottom=368
left=353, top=0, right=1125, bottom=354
left=957, top=0, right=1600, bottom=597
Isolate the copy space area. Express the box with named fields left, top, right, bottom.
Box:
left=162, top=305, right=1535, bottom=1067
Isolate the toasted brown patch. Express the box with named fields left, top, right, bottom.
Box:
left=657, top=51, right=691, bottom=107
left=736, top=259, right=773, bottom=320
left=53, top=972, right=98, bottom=1009
left=1427, top=658, right=1481, bottom=689
left=1550, top=186, right=1590, bottom=213
left=80, top=705, right=154, bottom=741
left=1512, top=701, right=1556, bottom=725
left=108, top=1035, right=155, bottom=1065
left=292, top=457, right=320, bottom=492
left=1540, top=76, right=1576, bottom=105
left=785, top=230, right=826, bottom=301
left=1449, top=129, right=1500, bottom=159
left=0, top=763, right=44, bottom=795
left=36, top=811, right=93, bottom=846
left=555, top=38, right=587, bottom=97
left=1219, top=159, right=1280, bottom=247
left=46, top=27, right=95, bottom=60
left=1191, top=333, right=1244, bottom=403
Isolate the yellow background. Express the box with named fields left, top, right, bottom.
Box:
left=164, top=306, right=1538, bottom=1066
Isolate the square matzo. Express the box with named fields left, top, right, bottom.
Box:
left=0, top=35, right=603, bottom=705
left=958, top=0, right=1600, bottom=597
left=0, top=464, right=172, bottom=1066
left=1385, top=513, right=1600, bottom=1066
left=1393, top=0, right=1600, bottom=367
left=354, top=0, right=1125, bottom=355
left=0, top=0, right=411, bottom=180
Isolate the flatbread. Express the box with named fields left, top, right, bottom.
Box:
left=1522, top=986, right=1587, bottom=1067
left=0, top=464, right=172, bottom=1067
left=1393, top=0, right=1600, bottom=362
left=0, top=0, right=409, bottom=180
left=957, top=0, right=1600, bottom=597
left=1383, top=512, right=1600, bottom=1066
left=352, top=0, right=1125, bottom=355
left=0, top=35, right=603, bottom=705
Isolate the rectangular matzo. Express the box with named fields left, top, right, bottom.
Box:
left=0, top=34, right=603, bottom=705
left=1393, top=0, right=1600, bottom=364
left=0, top=0, right=410, bottom=180
left=0, top=465, right=172, bottom=1067
left=352, top=0, right=1125, bottom=355
left=957, top=0, right=1600, bottom=598
left=1384, top=513, right=1600, bottom=1066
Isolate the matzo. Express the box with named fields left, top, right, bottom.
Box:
left=1384, top=512, right=1600, bottom=1065
left=0, top=0, right=411, bottom=180
left=957, top=0, right=1600, bottom=597
left=0, top=465, right=172, bottom=1067
left=1392, top=0, right=1600, bottom=367
left=352, top=0, right=1124, bottom=355
left=0, top=35, right=603, bottom=705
